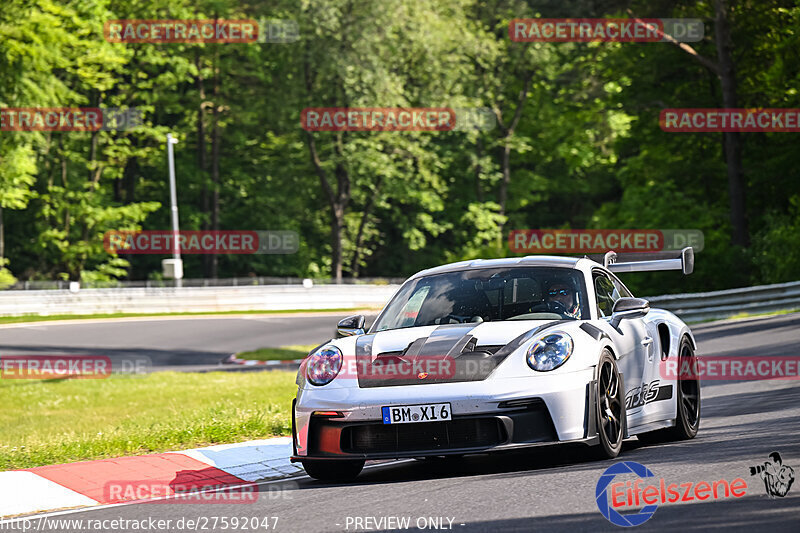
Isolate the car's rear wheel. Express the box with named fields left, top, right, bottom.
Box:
left=637, top=337, right=700, bottom=444
left=301, top=459, right=365, bottom=481
left=589, top=350, right=625, bottom=459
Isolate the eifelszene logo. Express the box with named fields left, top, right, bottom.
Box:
left=596, top=461, right=748, bottom=527
left=596, top=462, right=658, bottom=527
left=749, top=452, right=795, bottom=498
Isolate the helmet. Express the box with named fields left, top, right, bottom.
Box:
left=544, top=277, right=580, bottom=319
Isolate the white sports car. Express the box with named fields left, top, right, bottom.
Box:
left=290, top=249, right=700, bottom=481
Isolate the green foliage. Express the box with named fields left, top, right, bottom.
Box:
left=752, top=195, right=800, bottom=283
left=0, top=261, right=17, bottom=289
left=0, top=0, right=797, bottom=293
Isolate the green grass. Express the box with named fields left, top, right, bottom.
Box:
left=0, top=371, right=297, bottom=471
left=727, top=308, right=799, bottom=320
left=690, top=307, right=800, bottom=324
left=0, top=308, right=369, bottom=326
left=235, top=344, right=318, bottom=361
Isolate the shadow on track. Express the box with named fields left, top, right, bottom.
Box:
left=0, top=343, right=229, bottom=366
left=286, top=440, right=640, bottom=491
left=282, top=384, right=800, bottom=491
left=454, top=494, right=800, bottom=533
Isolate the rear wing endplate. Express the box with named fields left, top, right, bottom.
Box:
left=588, top=247, right=694, bottom=275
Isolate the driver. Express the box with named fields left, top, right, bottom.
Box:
left=545, top=281, right=581, bottom=319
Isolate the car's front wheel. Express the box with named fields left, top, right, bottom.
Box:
left=301, top=459, right=365, bottom=482
left=590, top=350, right=625, bottom=459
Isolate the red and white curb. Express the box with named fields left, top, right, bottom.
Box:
left=222, top=354, right=304, bottom=366
left=0, top=437, right=302, bottom=518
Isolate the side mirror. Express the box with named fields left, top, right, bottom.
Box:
left=610, top=297, right=650, bottom=329
left=337, top=315, right=366, bottom=337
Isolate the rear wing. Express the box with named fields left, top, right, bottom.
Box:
left=587, top=247, right=694, bottom=275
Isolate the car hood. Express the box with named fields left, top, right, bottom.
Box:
left=351, top=320, right=571, bottom=388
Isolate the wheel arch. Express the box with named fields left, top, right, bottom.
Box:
left=599, top=342, right=617, bottom=361
left=682, top=331, right=697, bottom=350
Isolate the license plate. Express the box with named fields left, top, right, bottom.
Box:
left=382, top=403, right=451, bottom=424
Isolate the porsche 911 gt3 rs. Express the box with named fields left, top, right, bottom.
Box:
left=290, top=249, right=701, bottom=481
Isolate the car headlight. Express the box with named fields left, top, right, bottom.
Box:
left=526, top=332, right=573, bottom=371
left=306, top=345, right=343, bottom=386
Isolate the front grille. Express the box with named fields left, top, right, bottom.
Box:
left=340, top=417, right=506, bottom=454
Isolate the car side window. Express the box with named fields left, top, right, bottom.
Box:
left=611, top=276, right=633, bottom=298
left=594, top=274, right=619, bottom=318
left=399, top=285, right=430, bottom=327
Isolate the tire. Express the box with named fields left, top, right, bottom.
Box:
left=301, top=459, right=365, bottom=481
left=589, top=350, right=625, bottom=459
left=637, top=337, right=700, bottom=444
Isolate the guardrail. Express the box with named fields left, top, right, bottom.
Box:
left=2, top=276, right=406, bottom=290
left=0, top=280, right=797, bottom=322
left=0, top=284, right=401, bottom=317
left=646, top=280, right=800, bottom=323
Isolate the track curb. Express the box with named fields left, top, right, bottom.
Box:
left=221, top=354, right=304, bottom=368
left=0, top=437, right=301, bottom=519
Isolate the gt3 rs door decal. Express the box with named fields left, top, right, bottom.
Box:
left=625, top=380, right=673, bottom=409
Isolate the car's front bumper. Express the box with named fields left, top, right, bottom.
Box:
left=291, top=368, right=597, bottom=460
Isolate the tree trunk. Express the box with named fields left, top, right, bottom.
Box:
left=88, top=131, right=98, bottom=184
left=196, top=50, right=212, bottom=278
left=331, top=205, right=344, bottom=283
left=331, top=144, right=349, bottom=283
left=125, top=155, right=137, bottom=203
left=0, top=206, right=4, bottom=264
left=495, top=72, right=533, bottom=234
left=304, top=130, right=348, bottom=283
left=714, top=0, right=748, bottom=246
left=350, top=176, right=382, bottom=277
left=302, top=55, right=349, bottom=283
left=498, top=142, right=511, bottom=219
left=629, top=3, right=748, bottom=247
left=113, top=174, right=122, bottom=202
left=475, top=137, right=484, bottom=202
left=210, top=48, right=221, bottom=278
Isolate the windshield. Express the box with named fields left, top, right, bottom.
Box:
left=371, top=267, right=589, bottom=332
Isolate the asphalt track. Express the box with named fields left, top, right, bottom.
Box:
left=12, top=312, right=800, bottom=532
left=0, top=312, right=376, bottom=371
left=1, top=311, right=796, bottom=373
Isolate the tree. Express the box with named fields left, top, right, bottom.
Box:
left=628, top=0, right=747, bottom=247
